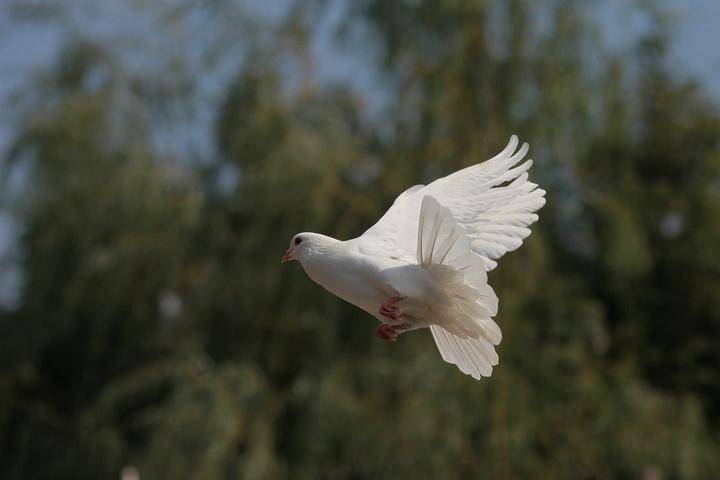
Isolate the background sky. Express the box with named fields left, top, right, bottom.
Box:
left=0, top=0, right=719, bottom=308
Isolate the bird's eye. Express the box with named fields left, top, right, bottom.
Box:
left=294, top=237, right=303, bottom=246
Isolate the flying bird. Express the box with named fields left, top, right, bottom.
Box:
left=282, top=135, right=545, bottom=380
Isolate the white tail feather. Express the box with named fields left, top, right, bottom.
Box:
left=417, top=195, right=501, bottom=380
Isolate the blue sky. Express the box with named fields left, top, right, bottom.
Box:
left=1, top=1, right=719, bottom=144
left=601, top=0, right=720, bottom=97
left=0, top=0, right=719, bottom=307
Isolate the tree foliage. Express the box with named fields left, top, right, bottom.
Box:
left=1, top=1, right=719, bottom=479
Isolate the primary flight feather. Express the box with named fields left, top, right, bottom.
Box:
left=281, top=135, right=545, bottom=380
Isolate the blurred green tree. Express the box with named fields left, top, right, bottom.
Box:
left=1, top=1, right=719, bottom=479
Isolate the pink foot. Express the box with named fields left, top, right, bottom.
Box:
left=374, top=324, right=400, bottom=342
left=379, top=295, right=406, bottom=320
left=374, top=322, right=413, bottom=342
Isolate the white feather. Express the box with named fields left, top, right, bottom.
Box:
left=416, top=196, right=500, bottom=380
left=359, top=135, right=546, bottom=270
left=290, top=136, right=544, bottom=381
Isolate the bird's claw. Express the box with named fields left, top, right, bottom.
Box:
left=379, top=295, right=406, bottom=320
left=374, top=323, right=399, bottom=342
left=374, top=322, right=411, bottom=342
left=376, top=296, right=410, bottom=341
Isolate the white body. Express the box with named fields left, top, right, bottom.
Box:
left=286, top=135, right=545, bottom=380
left=299, top=238, right=433, bottom=330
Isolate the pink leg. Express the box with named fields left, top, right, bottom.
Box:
left=374, top=322, right=413, bottom=342
left=379, top=295, right=406, bottom=320
left=374, top=323, right=399, bottom=342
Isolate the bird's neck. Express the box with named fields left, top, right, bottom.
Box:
left=301, top=237, right=344, bottom=266
left=299, top=238, right=350, bottom=285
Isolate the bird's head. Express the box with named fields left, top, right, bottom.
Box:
left=281, top=232, right=338, bottom=265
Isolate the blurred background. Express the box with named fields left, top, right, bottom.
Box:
left=1, top=0, right=719, bottom=478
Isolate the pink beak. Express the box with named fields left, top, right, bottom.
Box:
left=281, top=248, right=292, bottom=264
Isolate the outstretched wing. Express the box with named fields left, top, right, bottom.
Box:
left=355, top=184, right=424, bottom=263
left=356, top=135, right=545, bottom=270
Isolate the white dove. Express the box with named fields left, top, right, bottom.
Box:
left=282, top=135, right=545, bottom=380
